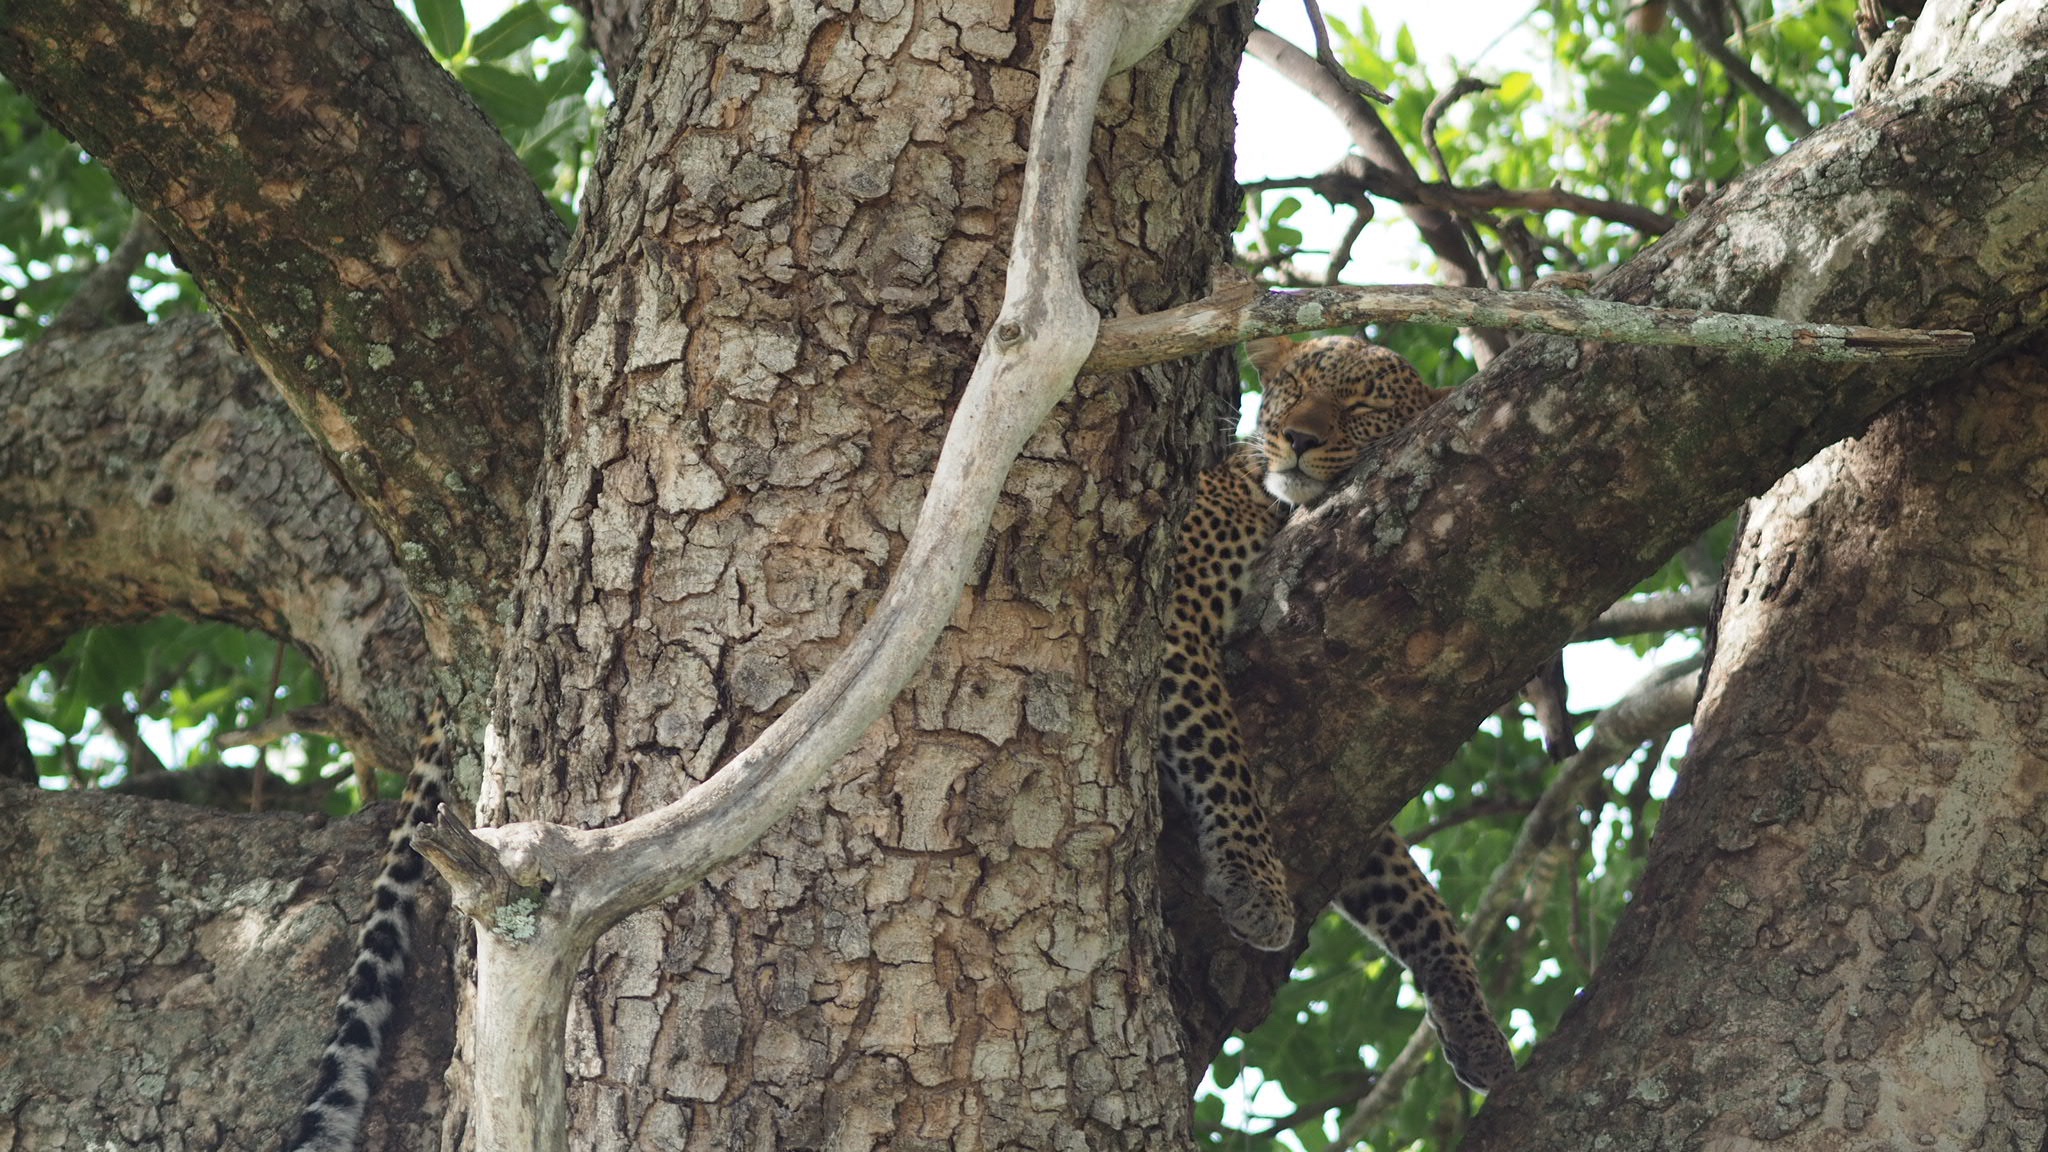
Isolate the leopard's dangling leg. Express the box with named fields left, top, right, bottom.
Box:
left=1335, top=828, right=1516, bottom=1090
left=1158, top=623, right=1295, bottom=951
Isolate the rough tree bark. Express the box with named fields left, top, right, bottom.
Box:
left=474, top=3, right=1246, bottom=1145
left=0, top=0, right=2045, bottom=1149
left=1462, top=347, right=2048, bottom=1150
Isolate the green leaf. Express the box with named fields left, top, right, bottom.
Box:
left=459, top=63, right=550, bottom=131
left=415, top=0, right=469, bottom=59
left=470, top=1, right=558, bottom=61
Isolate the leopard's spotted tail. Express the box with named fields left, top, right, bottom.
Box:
left=1336, top=828, right=1516, bottom=1092
left=285, top=707, right=450, bottom=1152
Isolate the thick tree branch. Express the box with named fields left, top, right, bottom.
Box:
left=0, top=318, right=433, bottom=771
left=1174, top=17, right=2048, bottom=1055
left=1575, top=587, right=1717, bottom=640
left=0, top=0, right=568, bottom=669
left=1084, top=283, right=1972, bottom=374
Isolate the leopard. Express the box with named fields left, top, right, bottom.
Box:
left=1158, top=333, right=1516, bottom=1092
left=285, top=705, right=451, bottom=1152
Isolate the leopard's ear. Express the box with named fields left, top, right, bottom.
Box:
left=1246, top=336, right=1296, bottom=379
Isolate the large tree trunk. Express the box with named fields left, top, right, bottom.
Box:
left=1463, top=350, right=2048, bottom=1147
left=471, top=5, right=1247, bottom=1148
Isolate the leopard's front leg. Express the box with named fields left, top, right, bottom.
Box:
left=1158, top=623, right=1295, bottom=951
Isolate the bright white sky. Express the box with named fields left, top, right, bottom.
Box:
left=1238, top=0, right=1549, bottom=281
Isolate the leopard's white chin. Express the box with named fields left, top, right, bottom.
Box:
left=1263, top=470, right=1328, bottom=507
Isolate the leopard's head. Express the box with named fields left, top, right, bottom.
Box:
left=1247, top=335, right=1438, bottom=506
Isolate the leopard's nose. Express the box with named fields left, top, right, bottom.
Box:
left=1283, top=429, right=1324, bottom=456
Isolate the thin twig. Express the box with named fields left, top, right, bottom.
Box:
left=1301, top=0, right=1391, bottom=104
left=1323, top=205, right=1371, bottom=285
left=1421, top=78, right=1501, bottom=288
left=1083, top=283, right=1976, bottom=375
left=1407, top=799, right=1536, bottom=844
left=1204, top=1073, right=1377, bottom=1139
left=1667, top=0, right=1814, bottom=137
left=1422, top=77, right=1495, bottom=187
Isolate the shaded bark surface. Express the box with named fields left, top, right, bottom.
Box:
left=477, top=3, right=1249, bottom=1145
left=1465, top=349, right=2048, bottom=1149
left=0, top=782, right=457, bottom=1152
left=0, top=318, right=431, bottom=767
left=0, top=0, right=565, bottom=667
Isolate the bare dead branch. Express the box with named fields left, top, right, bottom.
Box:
left=1443, top=181, right=1677, bottom=235
left=1575, top=586, right=1718, bottom=640
left=1084, top=283, right=1976, bottom=374
left=1244, top=162, right=1677, bottom=236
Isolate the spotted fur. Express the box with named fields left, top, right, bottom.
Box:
left=285, top=707, right=450, bottom=1152
left=1159, top=334, right=1515, bottom=1091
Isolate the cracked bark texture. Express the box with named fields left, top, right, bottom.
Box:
left=478, top=3, right=1246, bottom=1148
left=0, top=317, right=432, bottom=767
left=0, top=782, right=457, bottom=1151
left=0, top=0, right=565, bottom=671
left=1463, top=349, right=2048, bottom=1150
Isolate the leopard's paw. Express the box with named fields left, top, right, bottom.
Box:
left=1430, top=1008, right=1517, bottom=1092
left=1206, top=863, right=1295, bottom=952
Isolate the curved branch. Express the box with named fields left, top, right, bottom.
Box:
left=0, top=319, right=432, bottom=770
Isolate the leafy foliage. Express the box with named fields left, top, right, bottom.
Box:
left=7, top=617, right=350, bottom=806
left=1219, top=1, right=1856, bottom=1147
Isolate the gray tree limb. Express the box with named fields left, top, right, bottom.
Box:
left=0, top=318, right=433, bottom=768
